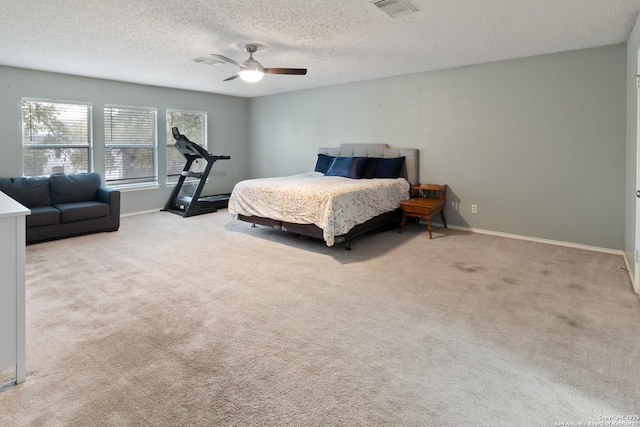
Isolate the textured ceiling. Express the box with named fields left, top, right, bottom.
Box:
left=1, top=0, right=640, bottom=98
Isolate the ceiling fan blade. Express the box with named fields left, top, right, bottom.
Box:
left=223, top=74, right=240, bottom=81
left=264, top=68, right=307, bottom=76
left=210, top=54, right=241, bottom=67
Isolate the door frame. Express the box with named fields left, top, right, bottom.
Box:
left=635, top=51, right=640, bottom=294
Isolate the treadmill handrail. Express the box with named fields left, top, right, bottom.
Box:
left=173, top=133, right=230, bottom=161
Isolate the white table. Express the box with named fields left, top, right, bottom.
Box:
left=0, top=191, right=30, bottom=384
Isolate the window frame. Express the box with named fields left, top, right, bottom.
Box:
left=104, top=104, right=158, bottom=187
left=21, top=98, right=93, bottom=177
left=166, top=109, right=208, bottom=185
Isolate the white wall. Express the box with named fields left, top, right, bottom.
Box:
left=625, top=14, right=640, bottom=293
left=250, top=45, right=627, bottom=250
left=0, top=66, right=250, bottom=215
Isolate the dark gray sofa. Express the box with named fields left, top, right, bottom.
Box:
left=0, top=173, right=120, bottom=244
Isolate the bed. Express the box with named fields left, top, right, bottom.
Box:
left=228, top=144, right=419, bottom=248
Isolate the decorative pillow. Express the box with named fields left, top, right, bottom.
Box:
left=0, top=176, right=51, bottom=207
left=50, top=173, right=102, bottom=205
left=361, top=158, right=381, bottom=179
left=314, top=154, right=334, bottom=174
left=374, top=157, right=405, bottom=179
left=325, top=157, right=367, bottom=179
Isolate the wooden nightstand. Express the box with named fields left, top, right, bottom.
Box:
left=399, top=184, right=447, bottom=239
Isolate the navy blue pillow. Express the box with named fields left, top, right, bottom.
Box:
left=314, top=154, right=334, bottom=174
left=374, top=157, right=405, bottom=179
left=361, top=158, right=381, bottom=179
left=325, top=157, right=367, bottom=179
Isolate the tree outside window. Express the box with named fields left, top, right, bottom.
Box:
left=166, top=110, right=207, bottom=183
left=22, top=100, right=92, bottom=176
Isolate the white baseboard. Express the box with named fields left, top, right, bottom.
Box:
left=121, top=208, right=164, bottom=218
left=438, top=223, right=622, bottom=255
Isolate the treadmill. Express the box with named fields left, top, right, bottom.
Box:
left=163, top=127, right=230, bottom=217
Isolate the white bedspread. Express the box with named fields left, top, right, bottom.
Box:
left=228, top=172, right=410, bottom=246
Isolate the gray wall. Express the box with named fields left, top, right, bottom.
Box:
left=626, top=15, right=640, bottom=292
left=0, top=45, right=628, bottom=251
left=250, top=45, right=627, bottom=250
left=0, top=65, right=250, bottom=215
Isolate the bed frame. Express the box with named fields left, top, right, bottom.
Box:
left=237, top=143, right=420, bottom=249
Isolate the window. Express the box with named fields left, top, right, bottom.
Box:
left=22, top=99, right=92, bottom=176
left=166, top=110, right=207, bottom=183
left=104, top=105, right=157, bottom=186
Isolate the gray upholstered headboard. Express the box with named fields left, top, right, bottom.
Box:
left=318, top=144, right=419, bottom=185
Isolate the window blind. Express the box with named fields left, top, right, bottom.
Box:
left=21, top=99, right=92, bottom=176
left=104, top=105, right=157, bottom=185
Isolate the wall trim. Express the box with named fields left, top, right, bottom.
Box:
left=121, top=208, right=163, bottom=218
left=441, top=223, right=621, bottom=254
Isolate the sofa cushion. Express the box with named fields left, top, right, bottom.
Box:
left=27, top=206, right=61, bottom=227
left=50, top=173, right=101, bottom=205
left=55, top=201, right=110, bottom=223
left=0, top=176, right=51, bottom=207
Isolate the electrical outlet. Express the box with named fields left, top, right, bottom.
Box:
left=471, top=204, right=478, bottom=214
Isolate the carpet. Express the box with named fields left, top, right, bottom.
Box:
left=1, top=211, right=639, bottom=426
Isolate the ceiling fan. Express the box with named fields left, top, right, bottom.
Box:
left=208, top=44, right=307, bottom=83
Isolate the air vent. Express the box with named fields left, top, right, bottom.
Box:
left=371, top=0, right=418, bottom=18
left=193, top=57, right=226, bottom=66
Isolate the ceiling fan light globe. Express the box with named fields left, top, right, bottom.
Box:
left=239, top=70, right=264, bottom=82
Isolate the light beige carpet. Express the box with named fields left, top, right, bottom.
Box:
left=1, top=211, right=639, bottom=426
